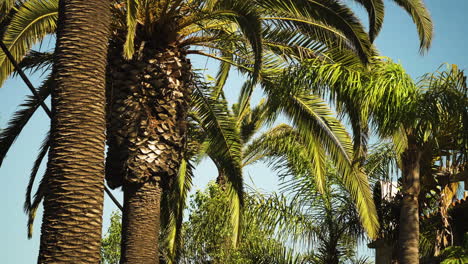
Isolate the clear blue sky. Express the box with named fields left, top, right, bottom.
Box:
left=1, top=1, right=468, bottom=262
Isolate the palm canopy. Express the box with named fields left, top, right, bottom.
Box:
left=0, top=0, right=434, bottom=87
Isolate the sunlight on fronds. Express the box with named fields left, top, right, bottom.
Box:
left=123, top=0, right=139, bottom=59
left=0, top=0, right=57, bottom=86
left=192, top=80, right=244, bottom=246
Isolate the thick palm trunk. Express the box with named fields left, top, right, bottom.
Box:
left=106, top=45, right=192, bottom=263
left=397, top=140, right=422, bottom=264
left=38, top=0, right=109, bottom=263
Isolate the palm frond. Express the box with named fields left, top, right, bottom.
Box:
left=26, top=170, right=46, bottom=238
left=263, top=76, right=379, bottom=238
left=123, top=0, right=139, bottom=59
left=391, top=0, right=433, bottom=52
left=0, top=0, right=57, bottom=86
left=213, top=0, right=263, bottom=83
left=192, top=79, right=244, bottom=246
left=162, top=158, right=194, bottom=264
left=24, top=131, right=49, bottom=213
left=16, top=49, right=53, bottom=75
left=0, top=74, right=52, bottom=167
left=350, top=0, right=384, bottom=42
left=257, top=0, right=374, bottom=63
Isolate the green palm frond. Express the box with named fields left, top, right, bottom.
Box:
left=364, top=141, right=399, bottom=182
left=234, top=79, right=255, bottom=128
left=0, top=0, right=16, bottom=23
left=391, top=0, right=433, bottom=52
left=257, top=0, right=374, bottom=63
left=237, top=98, right=268, bottom=144
left=250, top=192, right=316, bottom=245
left=123, top=0, right=140, bottom=58
left=213, top=49, right=232, bottom=98
left=192, top=80, right=244, bottom=247
left=0, top=0, right=57, bottom=86
left=0, top=74, right=52, bottom=167
left=212, top=0, right=263, bottom=83
left=350, top=0, right=384, bottom=42
left=263, top=76, right=379, bottom=238
left=162, top=158, right=194, bottom=264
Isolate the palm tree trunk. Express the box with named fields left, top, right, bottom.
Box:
left=37, top=0, right=109, bottom=263
left=121, top=181, right=162, bottom=263
left=106, top=44, right=192, bottom=263
left=398, top=140, right=422, bottom=264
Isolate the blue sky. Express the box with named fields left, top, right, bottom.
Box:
left=1, top=1, right=468, bottom=262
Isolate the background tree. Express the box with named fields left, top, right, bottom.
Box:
left=101, top=212, right=122, bottom=264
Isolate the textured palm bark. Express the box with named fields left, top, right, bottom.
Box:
left=121, top=181, right=162, bottom=264
left=106, top=44, right=192, bottom=263
left=398, top=141, right=422, bottom=264
left=37, top=0, right=109, bottom=263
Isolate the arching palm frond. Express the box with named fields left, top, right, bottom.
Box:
left=24, top=131, right=49, bottom=238
left=0, top=74, right=52, bottom=167
left=262, top=76, right=379, bottom=238
left=256, top=0, right=374, bottom=63
left=391, top=0, right=433, bottom=52
left=192, top=80, right=244, bottom=247
left=350, top=0, right=384, bottom=42
left=0, top=0, right=57, bottom=86
left=243, top=124, right=317, bottom=186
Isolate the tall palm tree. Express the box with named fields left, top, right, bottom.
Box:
left=33, top=0, right=110, bottom=262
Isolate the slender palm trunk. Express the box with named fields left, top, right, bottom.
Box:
left=106, top=44, right=192, bottom=263
left=398, top=140, right=422, bottom=264
left=38, top=0, right=109, bottom=263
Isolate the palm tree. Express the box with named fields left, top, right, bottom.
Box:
left=377, top=65, right=467, bottom=264
left=30, top=0, right=110, bottom=262
left=104, top=2, right=382, bottom=260
left=249, top=163, right=370, bottom=264
left=292, top=60, right=467, bottom=263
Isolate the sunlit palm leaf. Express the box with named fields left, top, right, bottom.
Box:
left=192, top=80, right=244, bottom=246
left=0, top=0, right=57, bottom=86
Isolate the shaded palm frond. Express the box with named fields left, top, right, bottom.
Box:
left=24, top=131, right=49, bottom=213
left=16, top=49, right=53, bottom=75
left=0, top=74, right=52, bottom=167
